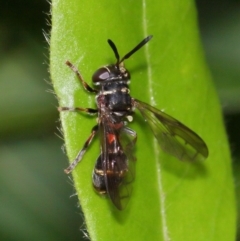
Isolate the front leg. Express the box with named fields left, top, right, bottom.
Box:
left=66, top=61, right=98, bottom=94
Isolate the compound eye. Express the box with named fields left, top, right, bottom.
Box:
left=92, top=68, right=110, bottom=83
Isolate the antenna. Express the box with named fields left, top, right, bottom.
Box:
left=107, top=35, right=153, bottom=66
left=107, top=39, right=120, bottom=65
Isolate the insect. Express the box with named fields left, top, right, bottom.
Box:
left=58, top=35, right=208, bottom=210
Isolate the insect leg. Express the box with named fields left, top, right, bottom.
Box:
left=66, top=60, right=98, bottom=93
left=64, top=125, right=98, bottom=174
left=58, top=106, right=98, bottom=115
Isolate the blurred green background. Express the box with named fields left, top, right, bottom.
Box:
left=0, top=0, right=239, bottom=240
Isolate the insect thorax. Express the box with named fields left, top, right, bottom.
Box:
left=98, top=81, right=132, bottom=116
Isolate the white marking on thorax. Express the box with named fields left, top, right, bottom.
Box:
left=100, top=87, right=130, bottom=95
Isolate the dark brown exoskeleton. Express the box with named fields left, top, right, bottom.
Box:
left=58, top=35, right=208, bottom=210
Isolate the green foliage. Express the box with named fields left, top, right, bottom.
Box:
left=50, top=0, right=236, bottom=240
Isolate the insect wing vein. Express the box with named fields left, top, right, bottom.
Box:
left=134, top=99, right=208, bottom=162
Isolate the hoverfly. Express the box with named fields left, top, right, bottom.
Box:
left=58, top=35, right=208, bottom=210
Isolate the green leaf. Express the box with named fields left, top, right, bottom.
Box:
left=50, top=0, right=236, bottom=241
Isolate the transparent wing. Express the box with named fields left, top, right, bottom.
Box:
left=134, top=99, right=208, bottom=162
left=119, top=127, right=137, bottom=184
left=99, top=118, right=136, bottom=210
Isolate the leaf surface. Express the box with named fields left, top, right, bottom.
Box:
left=50, top=1, right=236, bottom=240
